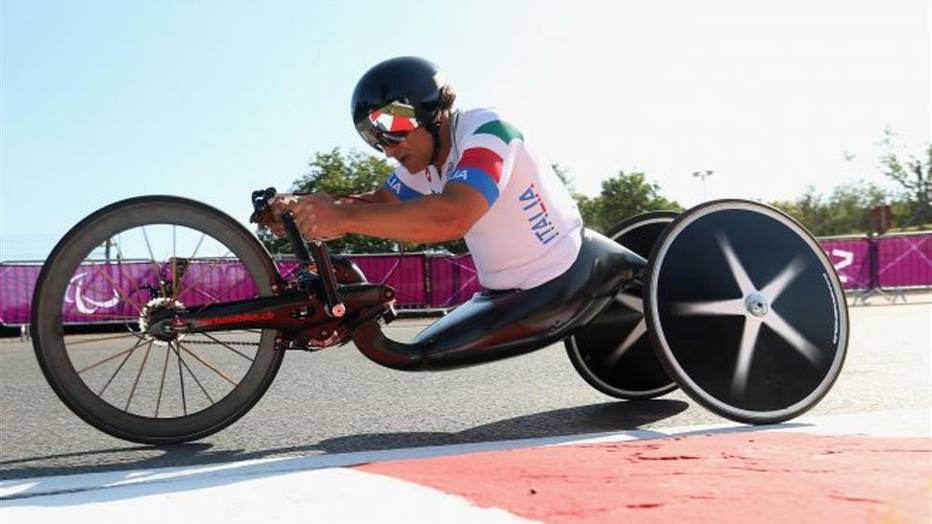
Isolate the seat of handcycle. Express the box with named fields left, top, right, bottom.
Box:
left=352, top=228, right=647, bottom=371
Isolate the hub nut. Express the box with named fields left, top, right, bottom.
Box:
left=744, top=292, right=770, bottom=317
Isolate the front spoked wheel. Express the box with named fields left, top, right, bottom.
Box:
left=31, top=196, right=284, bottom=444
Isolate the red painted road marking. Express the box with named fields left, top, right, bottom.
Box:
left=358, top=432, right=932, bottom=524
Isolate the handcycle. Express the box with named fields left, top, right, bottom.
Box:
left=31, top=189, right=849, bottom=444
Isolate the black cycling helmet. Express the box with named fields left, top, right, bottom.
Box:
left=351, top=56, right=455, bottom=161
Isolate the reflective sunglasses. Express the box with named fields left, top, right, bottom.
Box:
left=356, top=101, right=421, bottom=150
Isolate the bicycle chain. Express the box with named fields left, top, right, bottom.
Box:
left=180, top=337, right=262, bottom=347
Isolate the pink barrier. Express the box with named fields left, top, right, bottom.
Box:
left=876, top=234, right=932, bottom=288
left=819, top=238, right=872, bottom=290
left=0, top=260, right=263, bottom=326
left=0, top=264, right=40, bottom=326
left=3, top=232, right=930, bottom=326
left=348, top=255, right=427, bottom=307
left=428, top=255, right=483, bottom=307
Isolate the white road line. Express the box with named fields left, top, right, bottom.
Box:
left=1, top=408, right=928, bottom=509
left=1, top=468, right=532, bottom=524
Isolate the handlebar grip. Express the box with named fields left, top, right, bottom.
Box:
left=249, top=187, right=278, bottom=223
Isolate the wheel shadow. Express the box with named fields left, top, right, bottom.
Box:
left=314, top=399, right=688, bottom=454
left=1, top=398, right=815, bottom=508
left=0, top=399, right=687, bottom=484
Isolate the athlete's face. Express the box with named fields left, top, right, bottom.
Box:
left=382, top=127, right=434, bottom=173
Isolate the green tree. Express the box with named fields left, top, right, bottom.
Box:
left=878, top=129, right=932, bottom=227
left=769, top=181, right=891, bottom=236
left=582, top=171, right=682, bottom=232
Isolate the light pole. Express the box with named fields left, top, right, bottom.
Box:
left=692, top=170, right=713, bottom=201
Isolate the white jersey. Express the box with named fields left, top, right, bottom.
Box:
left=383, top=108, right=583, bottom=290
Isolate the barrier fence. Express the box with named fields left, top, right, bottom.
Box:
left=1, top=232, right=929, bottom=326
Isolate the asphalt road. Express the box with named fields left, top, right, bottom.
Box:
left=1, top=300, right=929, bottom=481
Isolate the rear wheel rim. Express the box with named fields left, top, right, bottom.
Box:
left=567, top=212, right=678, bottom=399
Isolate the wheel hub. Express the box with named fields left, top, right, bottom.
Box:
left=744, top=292, right=770, bottom=317
left=139, top=297, right=186, bottom=346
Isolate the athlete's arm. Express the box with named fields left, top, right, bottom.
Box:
left=338, top=187, right=400, bottom=205
left=348, top=184, right=487, bottom=241
left=292, top=184, right=488, bottom=242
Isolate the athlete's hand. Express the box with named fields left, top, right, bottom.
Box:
left=257, top=193, right=301, bottom=238
left=289, top=193, right=348, bottom=241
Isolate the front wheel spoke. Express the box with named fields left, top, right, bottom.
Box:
left=71, top=312, right=139, bottom=321
left=173, top=342, right=188, bottom=416
left=97, top=342, right=140, bottom=397
left=174, top=262, right=227, bottom=302
left=178, top=283, right=222, bottom=305
left=177, top=341, right=238, bottom=386
left=77, top=338, right=145, bottom=374
left=189, top=232, right=207, bottom=260
left=67, top=332, right=142, bottom=347
left=199, top=332, right=256, bottom=362
left=155, top=344, right=171, bottom=417
left=193, top=283, right=251, bottom=315
left=172, top=225, right=178, bottom=303
left=141, top=226, right=170, bottom=299
left=172, top=344, right=215, bottom=405
left=125, top=341, right=154, bottom=411
left=87, top=263, right=144, bottom=311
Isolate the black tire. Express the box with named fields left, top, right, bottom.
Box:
left=644, top=200, right=849, bottom=424
left=31, top=196, right=284, bottom=444
left=565, top=211, right=679, bottom=399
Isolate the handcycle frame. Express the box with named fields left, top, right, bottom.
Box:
left=144, top=187, right=647, bottom=371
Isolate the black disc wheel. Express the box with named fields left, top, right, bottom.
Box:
left=31, top=196, right=284, bottom=444
left=566, top=211, right=679, bottom=399
left=644, top=200, right=848, bottom=424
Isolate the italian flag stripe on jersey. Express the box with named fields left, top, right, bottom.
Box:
left=474, top=120, right=524, bottom=144
left=456, top=148, right=503, bottom=183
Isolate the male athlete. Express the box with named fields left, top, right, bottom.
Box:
left=265, top=56, right=583, bottom=291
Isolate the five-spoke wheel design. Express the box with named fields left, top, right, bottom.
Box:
left=644, top=200, right=849, bottom=424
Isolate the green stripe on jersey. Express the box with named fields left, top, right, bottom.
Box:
left=474, top=120, right=524, bottom=144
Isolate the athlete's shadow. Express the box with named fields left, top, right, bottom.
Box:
left=0, top=399, right=685, bottom=483
left=313, top=399, right=689, bottom=453
left=2, top=398, right=810, bottom=508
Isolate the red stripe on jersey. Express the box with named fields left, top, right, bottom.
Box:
left=456, top=148, right=503, bottom=183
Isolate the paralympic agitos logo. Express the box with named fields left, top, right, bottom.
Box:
left=65, top=273, right=120, bottom=314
